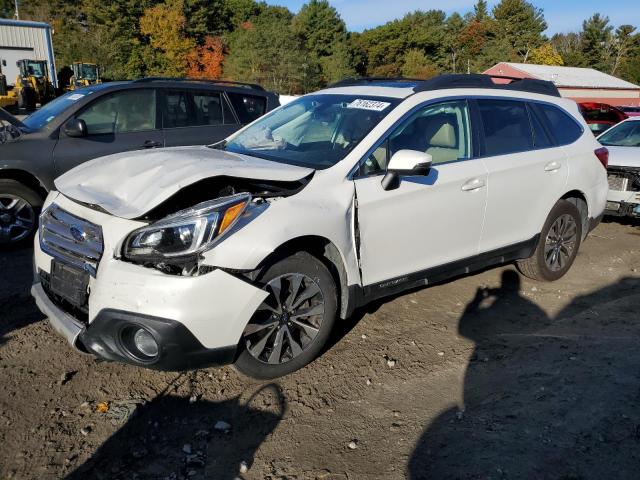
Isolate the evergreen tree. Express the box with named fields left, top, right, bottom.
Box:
left=492, top=0, right=547, bottom=62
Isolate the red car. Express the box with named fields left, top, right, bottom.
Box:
left=578, top=102, right=628, bottom=136
left=619, top=105, right=640, bottom=117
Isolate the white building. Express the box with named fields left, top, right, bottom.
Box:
left=0, top=18, right=57, bottom=88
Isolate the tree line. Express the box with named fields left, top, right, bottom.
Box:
left=1, top=0, right=639, bottom=93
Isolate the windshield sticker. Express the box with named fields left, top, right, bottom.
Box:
left=347, top=99, right=391, bottom=112
left=67, top=94, right=85, bottom=101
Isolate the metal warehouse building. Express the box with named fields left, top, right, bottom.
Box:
left=0, top=18, right=57, bottom=88
left=484, top=62, right=640, bottom=107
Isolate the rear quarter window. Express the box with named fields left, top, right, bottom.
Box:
left=227, top=92, right=267, bottom=124
left=535, top=104, right=583, bottom=145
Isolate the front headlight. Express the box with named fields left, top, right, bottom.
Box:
left=123, top=193, right=250, bottom=261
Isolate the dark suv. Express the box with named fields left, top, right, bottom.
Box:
left=0, top=78, right=279, bottom=245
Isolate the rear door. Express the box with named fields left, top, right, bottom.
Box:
left=53, top=88, right=162, bottom=175
left=161, top=88, right=240, bottom=146
left=476, top=98, right=569, bottom=253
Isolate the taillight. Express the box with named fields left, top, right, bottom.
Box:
left=594, top=147, right=609, bottom=169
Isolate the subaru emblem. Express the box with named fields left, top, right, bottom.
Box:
left=70, top=225, right=87, bottom=243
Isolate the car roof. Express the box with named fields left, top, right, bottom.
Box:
left=93, top=79, right=271, bottom=96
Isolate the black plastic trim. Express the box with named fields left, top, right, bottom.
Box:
left=78, top=309, right=237, bottom=371
left=360, top=234, right=539, bottom=303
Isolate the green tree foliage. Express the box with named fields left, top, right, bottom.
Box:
left=223, top=8, right=305, bottom=93
left=9, top=0, right=640, bottom=92
left=581, top=13, right=614, bottom=71
left=292, top=0, right=353, bottom=89
left=529, top=43, right=564, bottom=65
left=492, top=0, right=547, bottom=62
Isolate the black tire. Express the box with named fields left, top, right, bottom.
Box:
left=234, top=251, right=337, bottom=379
left=517, top=199, right=583, bottom=281
left=18, top=88, right=36, bottom=112
left=0, top=179, right=43, bottom=247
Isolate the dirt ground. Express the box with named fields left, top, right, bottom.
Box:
left=1, top=219, right=639, bottom=480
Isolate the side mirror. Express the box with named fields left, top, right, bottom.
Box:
left=64, top=118, right=87, bottom=138
left=381, top=150, right=432, bottom=191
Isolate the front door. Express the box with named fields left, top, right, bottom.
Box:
left=53, top=88, right=162, bottom=176
left=354, top=100, right=488, bottom=287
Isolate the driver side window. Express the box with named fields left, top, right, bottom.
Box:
left=78, top=89, right=157, bottom=135
left=361, top=100, right=472, bottom=175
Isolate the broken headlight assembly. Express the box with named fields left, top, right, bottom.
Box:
left=122, top=193, right=251, bottom=264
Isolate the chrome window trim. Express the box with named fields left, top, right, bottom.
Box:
left=348, top=94, right=585, bottom=180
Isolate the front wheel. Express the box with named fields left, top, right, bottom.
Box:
left=234, top=251, right=337, bottom=379
left=517, top=199, right=583, bottom=281
left=0, top=179, right=42, bottom=247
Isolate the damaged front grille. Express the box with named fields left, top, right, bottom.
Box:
left=607, top=167, right=640, bottom=193
left=40, top=204, right=104, bottom=276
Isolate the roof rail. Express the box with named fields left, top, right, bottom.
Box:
left=413, top=74, right=561, bottom=97
left=132, top=77, right=265, bottom=91
left=329, top=74, right=560, bottom=97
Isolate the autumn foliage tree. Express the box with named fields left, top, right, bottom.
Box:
left=139, top=0, right=195, bottom=76
left=186, top=36, right=225, bottom=78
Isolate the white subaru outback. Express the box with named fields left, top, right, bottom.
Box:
left=32, top=75, right=608, bottom=379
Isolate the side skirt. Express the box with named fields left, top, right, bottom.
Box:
left=359, top=234, right=539, bottom=304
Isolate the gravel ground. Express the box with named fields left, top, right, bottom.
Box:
left=1, top=219, right=639, bottom=480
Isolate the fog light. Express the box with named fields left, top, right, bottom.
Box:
left=133, top=328, right=159, bottom=357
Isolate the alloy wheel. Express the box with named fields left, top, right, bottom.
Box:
left=0, top=194, right=35, bottom=244
left=544, top=213, right=577, bottom=272
left=243, top=273, right=325, bottom=365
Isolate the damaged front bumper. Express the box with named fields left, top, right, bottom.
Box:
left=32, top=195, right=268, bottom=371
left=606, top=166, right=640, bottom=217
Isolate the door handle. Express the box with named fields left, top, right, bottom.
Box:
left=143, top=140, right=163, bottom=148
left=544, top=161, right=561, bottom=172
left=461, top=178, right=485, bottom=192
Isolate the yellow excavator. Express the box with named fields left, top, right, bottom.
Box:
left=69, top=62, right=101, bottom=90
left=0, top=61, right=18, bottom=114
left=14, top=59, right=55, bottom=111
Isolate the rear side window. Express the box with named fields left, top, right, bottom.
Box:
left=192, top=92, right=224, bottom=126
left=163, top=90, right=236, bottom=128
left=477, top=99, right=533, bottom=156
left=527, top=104, right=554, bottom=149
left=227, top=93, right=266, bottom=124
left=535, top=104, right=583, bottom=145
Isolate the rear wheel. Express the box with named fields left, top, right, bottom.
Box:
left=234, top=251, right=337, bottom=379
left=517, top=199, right=582, bottom=281
left=0, top=179, right=42, bottom=247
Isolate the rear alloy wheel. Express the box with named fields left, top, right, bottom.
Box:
left=234, top=252, right=337, bottom=379
left=517, top=199, right=583, bottom=281
left=0, top=179, right=42, bottom=247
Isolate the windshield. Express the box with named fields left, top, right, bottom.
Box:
left=22, top=89, right=96, bottom=130
left=221, top=94, right=401, bottom=169
left=77, top=64, right=98, bottom=81
left=598, top=121, right=640, bottom=147
left=25, top=61, right=46, bottom=78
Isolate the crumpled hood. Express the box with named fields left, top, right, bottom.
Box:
left=605, top=146, right=640, bottom=169
left=55, top=146, right=314, bottom=219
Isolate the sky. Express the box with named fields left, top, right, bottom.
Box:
left=265, top=0, right=640, bottom=34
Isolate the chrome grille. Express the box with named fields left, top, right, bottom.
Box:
left=40, top=204, right=104, bottom=276
left=607, top=174, right=629, bottom=192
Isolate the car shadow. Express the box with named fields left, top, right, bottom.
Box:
left=408, top=272, right=640, bottom=479
left=65, top=381, right=285, bottom=480
left=0, top=244, right=41, bottom=347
